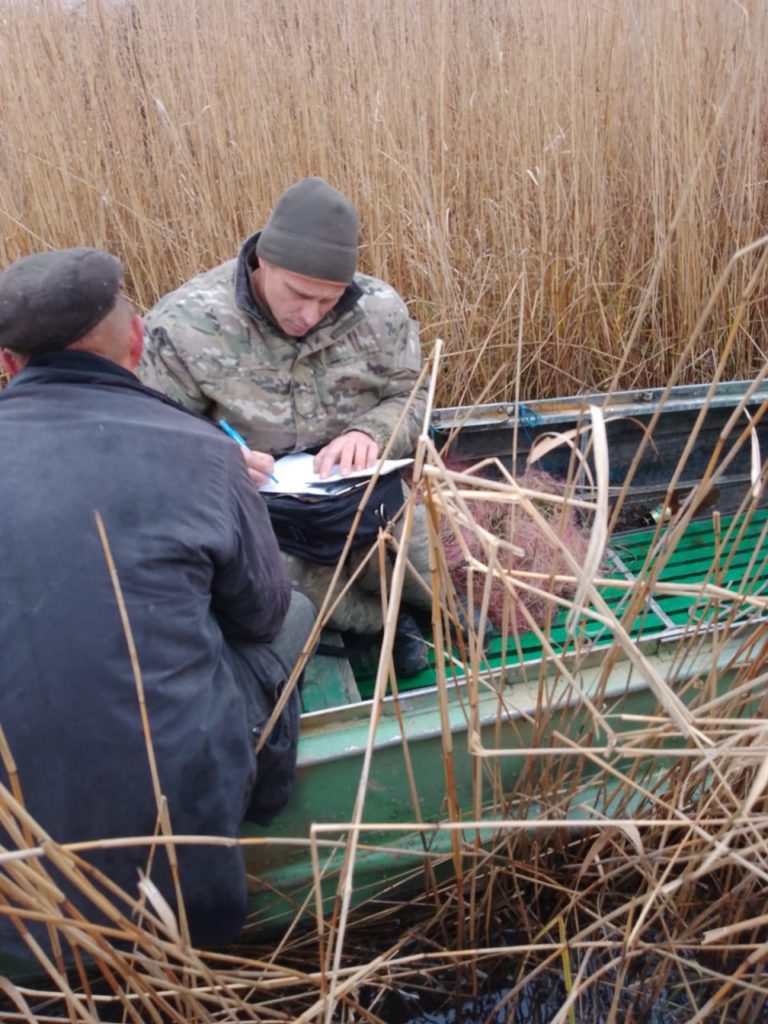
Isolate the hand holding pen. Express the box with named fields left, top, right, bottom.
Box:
left=219, top=419, right=278, bottom=489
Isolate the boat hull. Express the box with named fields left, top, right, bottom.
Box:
left=243, top=607, right=763, bottom=933
left=431, top=380, right=768, bottom=522
left=241, top=383, right=768, bottom=932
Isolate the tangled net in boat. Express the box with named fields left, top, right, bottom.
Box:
left=437, top=467, right=594, bottom=633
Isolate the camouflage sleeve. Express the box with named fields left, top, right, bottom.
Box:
left=139, top=324, right=212, bottom=415
left=350, top=314, right=428, bottom=459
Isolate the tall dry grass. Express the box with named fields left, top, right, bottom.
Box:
left=0, top=0, right=766, bottom=406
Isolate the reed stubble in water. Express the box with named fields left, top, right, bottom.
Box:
left=2, top=394, right=768, bottom=1021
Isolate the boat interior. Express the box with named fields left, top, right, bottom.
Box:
left=300, top=383, right=768, bottom=714
left=301, top=506, right=768, bottom=714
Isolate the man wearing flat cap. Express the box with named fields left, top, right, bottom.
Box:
left=0, top=247, right=315, bottom=956
left=141, top=177, right=433, bottom=676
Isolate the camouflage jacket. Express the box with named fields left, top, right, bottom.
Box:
left=140, top=233, right=427, bottom=458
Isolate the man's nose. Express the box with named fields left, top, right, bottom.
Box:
left=299, top=300, right=322, bottom=327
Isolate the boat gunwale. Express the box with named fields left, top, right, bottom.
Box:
left=430, top=379, right=768, bottom=432
left=296, top=614, right=766, bottom=765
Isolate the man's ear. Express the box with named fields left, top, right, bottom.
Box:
left=126, top=314, right=144, bottom=370
left=0, top=349, right=27, bottom=377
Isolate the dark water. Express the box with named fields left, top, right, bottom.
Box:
left=372, top=948, right=768, bottom=1024
left=8, top=898, right=766, bottom=1023
left=387, top=979, right=695, bottom=1024
left=385, top=975, right=767, bottom=1024
left=8, top=951, right=768, bottom=1023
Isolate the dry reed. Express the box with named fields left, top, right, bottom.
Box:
left=1, top=0, right=767, bottom=405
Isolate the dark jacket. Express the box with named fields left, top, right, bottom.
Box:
left=0, top=351, right=292, bottom=953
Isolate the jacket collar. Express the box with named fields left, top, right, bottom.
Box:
left=22, top=349, right=136, bottom=380
left=3, top=349, right=213, bottom=427
left=234, top=231, right=363, bottom=336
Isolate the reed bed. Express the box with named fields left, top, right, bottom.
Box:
left=2, top=352, right=768, bottom=1022
left=1, top=0, right=767, bottom=405
left=2, top=0, right=768, bottom=1019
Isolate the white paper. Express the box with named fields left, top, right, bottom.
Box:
left=260, top=451, right=413, bottom=495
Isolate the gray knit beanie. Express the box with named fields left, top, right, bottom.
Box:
left=256, top=177, right=359, bottom=284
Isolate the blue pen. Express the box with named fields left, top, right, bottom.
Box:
left=219, top=420, right=279, bottom=483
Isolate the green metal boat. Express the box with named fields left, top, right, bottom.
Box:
left=240, top=381, right=768, bottom=934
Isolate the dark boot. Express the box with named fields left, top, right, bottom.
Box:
left=393, top=609, right=429, bottom=678
left=342, top=629, right=382, bottom=680
left=455, top=596, right=484, bottom=640
left=445, top=596, right=492, bottom=650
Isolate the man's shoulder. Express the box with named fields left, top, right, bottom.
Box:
left=141, top=258, right=261, bottom=373
left=350, top=272, right=409, bottom=322
left=121, top=385, right=244, bottom=476
left=353, top=271, right=406, bottom=304
left=144, top=258, right=240, bottom=331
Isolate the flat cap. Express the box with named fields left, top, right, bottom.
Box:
left=0, top=247, right=123, bottom=354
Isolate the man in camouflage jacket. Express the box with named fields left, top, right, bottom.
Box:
left=141, top=178, right=431, bottom=671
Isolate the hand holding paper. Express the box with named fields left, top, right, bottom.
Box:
left=313, top=430, right=379, bottom=479
left=259, top=452, right=413, bottom=495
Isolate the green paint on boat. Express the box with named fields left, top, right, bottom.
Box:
left=241, top=509, right=768, bottom=934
